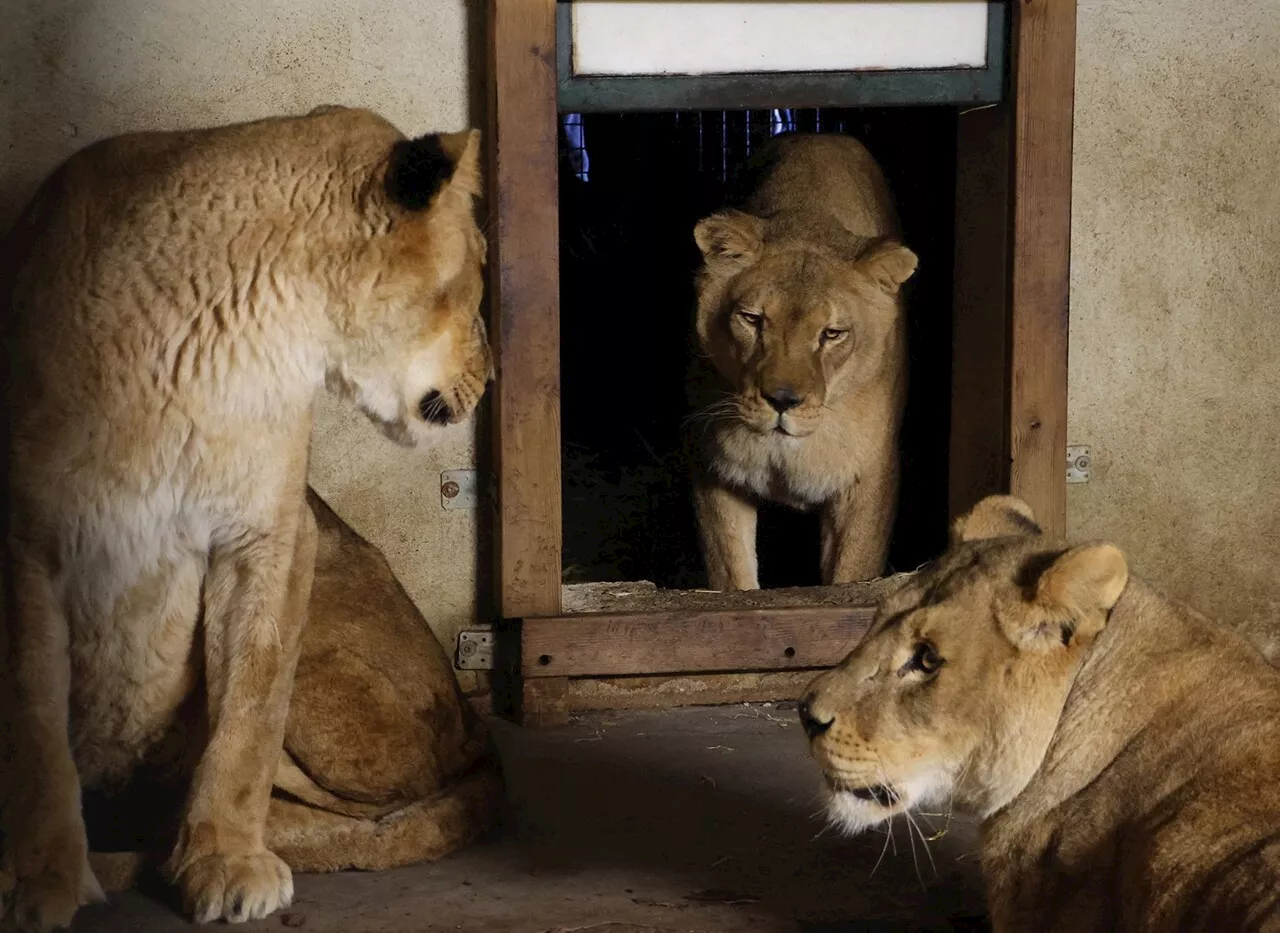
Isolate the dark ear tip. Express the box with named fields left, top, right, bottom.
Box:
left=1006, top=510, right=1043, bottom=536
left=385, top=133, right=452, bottom=211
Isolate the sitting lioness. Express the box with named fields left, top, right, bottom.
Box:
left=1, top=106, right=494, bottom=930
left=801, top=495, right=1280, bottom=931
left=688, top=133, right=917, bottom=591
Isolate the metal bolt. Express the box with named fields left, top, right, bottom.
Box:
left=1075, top=455, right=1091, bottom=471
left=442, top=480, right=461, bottom=499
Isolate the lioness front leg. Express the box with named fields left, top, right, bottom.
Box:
left=165, top=498, right=317, bottom=924
left=820, top=468, right=898, bottom=585
left=693, top=478, right=760, bottom=591
left=0, top=549, right=104, bottom=931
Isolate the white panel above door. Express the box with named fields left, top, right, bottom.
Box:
left=571, top=1, right=992, bottom=77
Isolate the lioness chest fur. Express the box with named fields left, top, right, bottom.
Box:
left=1, top=106, right=492, bottom=930
left=688, top=133, right=917, bottom=591
left=802, top=496, right=1280, bottom=932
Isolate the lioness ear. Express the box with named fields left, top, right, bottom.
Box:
left=1037, top=544, right=1129, bottom=622
left=694, top=210, right=765, bottom=271
left=437, top=128, right=482, bottom=199
left=384, top=128, right=482, bottom=211
left=856, top=238, right=918, bottom=293
left=1005, top=544, right=1129, bottom=651
left=951, top=495, right=1041, bottom=544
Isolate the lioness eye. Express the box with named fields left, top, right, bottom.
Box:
left=737, top=309, right=763, bottom=328
left=821, top=327, right=848, bottom=344
left=908, top=641, right=944, bottom=675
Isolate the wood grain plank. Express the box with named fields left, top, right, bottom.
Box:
left=950, top=103, right=1012, bottom=521
left=566, top=671, right=820, bottom=712
left=488, top=0, right=563, bottom=620
left=1008, top=0, right=1077, bottom=536
left=563, top=574, right=910, bottom=614
left=521, top=676, right=570, bottom=728
left=522, top=606, right=873, bottom=678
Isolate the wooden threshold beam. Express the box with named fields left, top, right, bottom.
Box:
left=562, top=671, right=819, bottom=714
left=522, top=606, right=873, bottom=679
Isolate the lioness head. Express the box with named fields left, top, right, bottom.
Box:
left=692, top=211, right=916, bottom=438
left=799, top=495, right=1130, bottom=831
left=326, top=125, right=492, bottom=447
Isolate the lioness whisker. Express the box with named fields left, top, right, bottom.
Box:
left=869, top=812, right=895, bottom=879
left=932, top=753, right=975, bottom=843
left=903, top=812, right=925, bottom=889
left=904, top=808, right=939, bottom=883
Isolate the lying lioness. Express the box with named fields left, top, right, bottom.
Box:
left=688, top=133, right=917, bottom=591
left=1, top=106, right=494, bottom=930
left=801, top=495, right=1280, bottom=931
left=266, top=491, right=500, bottom=876
left=83, top=489, right=502, bottom=890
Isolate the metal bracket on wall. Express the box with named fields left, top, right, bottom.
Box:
left=456, top=629, right=495, bottom=670
left=456, top=627, right=521, bottom=673
left=440, top=469, right=479, bottom=510
left=1066, top=445, right=1091, bottom=484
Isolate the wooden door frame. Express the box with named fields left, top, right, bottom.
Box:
left=488, top=0, right=1076, bottom=725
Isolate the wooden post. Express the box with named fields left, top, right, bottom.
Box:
left=950, top=102, right=1011, bottom=522
left=487, top=0, right=566, bottom=723
left=1007, top=0, right=1077, bottom=536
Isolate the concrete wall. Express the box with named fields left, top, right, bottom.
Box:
left=0, top=0, right=488, bottom=677
left=1067, top=0, right=1280, bottom=631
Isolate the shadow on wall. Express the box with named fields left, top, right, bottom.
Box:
left=462, top=0, right=497, bottom=625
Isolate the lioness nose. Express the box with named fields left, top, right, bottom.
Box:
left=418, top=390, right=455, bottom=425
left=763, top=387, right=804, bottom=413
left=798, top=695, right=834, bottom=740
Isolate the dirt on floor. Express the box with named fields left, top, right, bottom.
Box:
left=76, top=707, right=987, bottom=933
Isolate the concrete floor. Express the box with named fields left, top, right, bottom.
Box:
left=77, top=706, right=987, bottom=933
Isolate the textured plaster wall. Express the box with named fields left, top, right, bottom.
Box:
left=1068, top=0, right=1280, bottom=629
left=0, top=0, right=489, bottom=665
left=6, top=0, right=1280, bottom=661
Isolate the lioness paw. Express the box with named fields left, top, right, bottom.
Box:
left=0, top=847, right=103, bottom=932
left=177, top=852, right=292, bottom=924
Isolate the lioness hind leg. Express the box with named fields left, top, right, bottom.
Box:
left=163, top=496, right=317, bottom=925
left=265, top=757, right=504, bottom=874
left=0, top=549, right=104, bottom=932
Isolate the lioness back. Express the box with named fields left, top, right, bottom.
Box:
left=744, top=134, right=901, bottom=245
left=7, top=108, right=463, bottom=434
